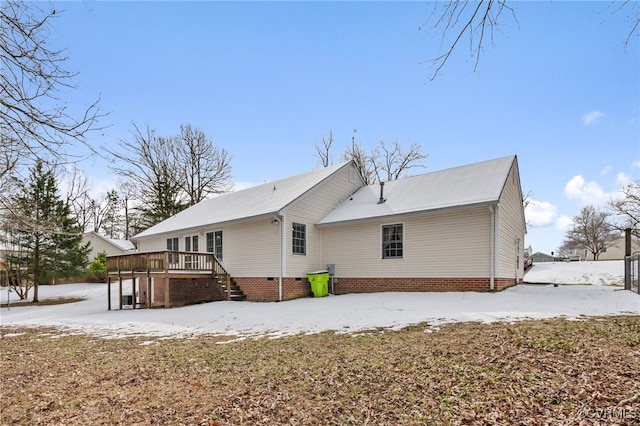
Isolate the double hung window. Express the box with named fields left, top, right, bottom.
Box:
left=206, top=231, right=223, bottom=260
left=382, top=224, right=403, bottom=259
left=167, top=237, right=179, bottom=265
left=292, top=223, right=306, bottom=255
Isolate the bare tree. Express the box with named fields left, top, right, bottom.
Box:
left=343, top=138, right=376, bottom=184
left=63, top=165, right=94, bottom=232
left=371, top=140, right=428, bottom=182
left=118, top=180, right=142, bottom=240
left=108, top=123, right=186, bottom=229
left=314, top=130, right=334, bottom=168
left=610, top=182, right=640, bottom=237
left=108, top=123, right=233, bottom=230
left=343, top=139, right=427, bottom=184
left=424, top=1, right=640, bottom=80
left=318, top=131, right=427, bottom=184
left=98, top=189, right=122, bottom=238
left=560, top=205, right=620, bottom=260
left=0, top=1, right=104, bottom=168
left=174, top=124, right=233, bottom=207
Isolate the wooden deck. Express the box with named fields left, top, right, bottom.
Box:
left=106, top=251, right=244, bottom=309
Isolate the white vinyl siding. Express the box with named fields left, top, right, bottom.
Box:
left=321, top=207, right=491, bottom=278
left=285, top=165, right=362, bottom=277
left=221, top=219, right=281, bottom=276
left=135, top=164, right=362, bottom=279
left=496, top=162, right=526, bottom=280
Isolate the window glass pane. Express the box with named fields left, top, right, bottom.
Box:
left=185, top=236, right=191, bottom=252
left=192, top=236, right=199, bottom=252
left=206, top=232, right=214, bottom=253
left=382, top=224, right=403, bottom=259
left=292, top=223, right=306, bottom=255
left=214, top=231, right=223, bottom=260
left=167, top=237, right=178, bottom=264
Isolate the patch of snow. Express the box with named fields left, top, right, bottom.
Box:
left=1, top=262, right=638, bottom=339
left=525, top=260, right=624, bottom=286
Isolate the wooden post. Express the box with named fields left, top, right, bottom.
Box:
left=625, top=228, right=632, bottom=290
left=132, top=277, right=137, bottom=309
left=164, top=251, right=170, bottom=308
left=145, top=253, right=151, bottom=309
left=118, top=276, right=123, bottom=310
left=226, top=274, right=231, bottom=301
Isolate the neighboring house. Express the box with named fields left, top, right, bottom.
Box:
left=83, top=232, right=136, bottom=263
left=531, top=252, right=555, bottom=263
left=597, top=236, right=640, bottom=261
left=130, top=155, right=526, bottom=302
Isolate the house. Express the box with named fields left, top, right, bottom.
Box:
left=531, top=252, right=555, bottom=263
left=121, top=155, right=526, bottom=304
left=83, top=231, right=136, bottom=262
left=595, top=236, right=640, bottom=261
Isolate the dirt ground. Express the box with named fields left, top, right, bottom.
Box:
left=1, top=316, right=639, bottom=425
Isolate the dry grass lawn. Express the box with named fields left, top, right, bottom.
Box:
left=2, top=316, right=639, bottom=425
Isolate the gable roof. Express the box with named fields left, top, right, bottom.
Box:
left=83, top=232, right=136, bottom=252
left=135, top=161, right=355, bottom=239
left=317, top=155, right=518, bottom=226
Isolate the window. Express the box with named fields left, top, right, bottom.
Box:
left=382, top=224, right=403, bottom=259
left=185, top=235, right=199, bottom=269
left=206, top=231, right=223, bottom=260
left=292, top=222, right=306, bottom=255
left=166, top=237, right=179, bottom=264
left=185, top=235, right=199, bottom=252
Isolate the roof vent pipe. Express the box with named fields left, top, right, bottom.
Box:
left=377, top=181, right=386, bottom=204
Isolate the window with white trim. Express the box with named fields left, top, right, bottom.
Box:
left=382, top=224, right=403, bottom=259
left=206, top=230, right=223, bottom=260
left=292, top=222, right=306, bottom=255
left=167, top=237, right=179, bottom=264
left=185, top=235, right=199, bottom=252
left=185, top=235, right=199, bottom=269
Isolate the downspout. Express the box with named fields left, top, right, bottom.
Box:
left=275, top=213, right=284, bottom=302
left=489, top=205, right=495, bottom=291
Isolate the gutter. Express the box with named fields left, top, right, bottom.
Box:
left=274, top=213, right=284, bottom=302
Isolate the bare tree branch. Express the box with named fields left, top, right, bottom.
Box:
left=422, top=0, right=516, bottom=80
left=314, top=130, right=334, bottom=168
left=560, top=205, right=620, bottom=260
left=0, top=1, right=106, bottom=168
left=174, top=124, right=233, bottom=206
left=610, top=182, right=640, bottom=237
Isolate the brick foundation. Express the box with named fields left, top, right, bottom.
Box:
left=333, top=277, right=517, bottom=294
left=232, top=276, right=517, bottom=302
left=234, top=277, right=312, bottom=302
left=139, top=277, right=225, bottom=307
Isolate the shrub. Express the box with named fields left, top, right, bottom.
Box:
left=88, top=252, right=107, bottom=282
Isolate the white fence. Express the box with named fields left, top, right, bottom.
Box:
left=624, top=254, right=640, bottom=294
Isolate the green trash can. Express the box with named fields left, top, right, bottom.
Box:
left=307, top=270, right=329, bottom=297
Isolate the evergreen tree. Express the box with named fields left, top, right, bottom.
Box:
left=4, top=161, right=90, bottom=302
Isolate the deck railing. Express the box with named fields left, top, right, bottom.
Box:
left=107, top=250, right=236, bottom=308
left=106, top=250, right=229, bottom=277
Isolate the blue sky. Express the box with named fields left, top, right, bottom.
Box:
left=46, top=1, right=639, bottom=255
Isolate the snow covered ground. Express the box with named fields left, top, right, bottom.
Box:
left=1, top=261, right=638, bottom=339
left=524, top=259, right=626, bottom=286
